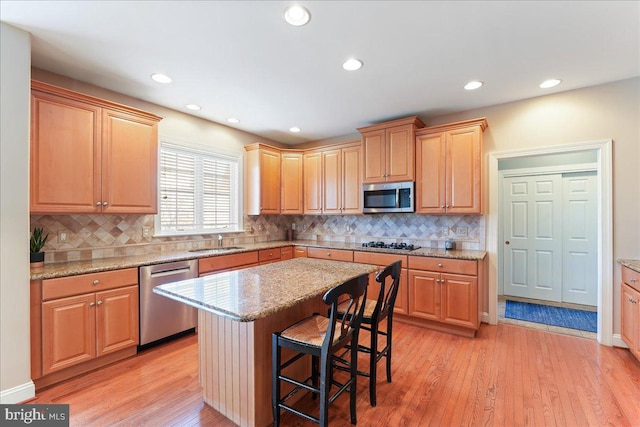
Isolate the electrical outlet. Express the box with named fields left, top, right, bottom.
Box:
left=142, top=226, right=151, bottom=237
left=441, top=226, right=449, bottom=237
left=258, top=224, right=264, bottom=232
left=455, top=226, right=468, bottom=237
left=58, top=231, right=68, bottom=242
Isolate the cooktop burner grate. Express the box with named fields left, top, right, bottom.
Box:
left=361, top=241, right=420, bottom=251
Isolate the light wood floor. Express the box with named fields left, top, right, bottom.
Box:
left=31, top=322, right=640, bottom=426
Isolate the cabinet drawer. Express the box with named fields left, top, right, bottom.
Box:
left=353, top=251, right=407, bottom=268
left=281, top=246, right=293, bottom=260
left=259, top=248, right=282, bottom=263
left=622, top=266, right=640, bottom=292
left=199, top=251, right=259, bottom=274
left=294, top=247, right=308, bottom=258
left=408, top=256, right=477, bottom=276
left=307, top=247, right=353, bottom=262
left=42, top=268, right=138, bottom=301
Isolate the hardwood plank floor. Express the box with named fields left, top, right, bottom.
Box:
left=31, top=322, right=640, bottom=426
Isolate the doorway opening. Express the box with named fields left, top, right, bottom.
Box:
left=487, top=140, right=613, bottom=345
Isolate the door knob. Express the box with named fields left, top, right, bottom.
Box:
left=505, top=241, right=510, bottom=245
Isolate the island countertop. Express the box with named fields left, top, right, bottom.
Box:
left=153, top=257, right=378, bottom=322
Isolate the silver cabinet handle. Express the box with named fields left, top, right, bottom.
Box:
left=97, top=300, right=103, bottom=306
left=326, top=253, right=331, bottom=256
left=631, top=278, right=637, bottom=283
left=441, top=205, right=445, bottom=209
left=438, top=263, right=443, bottom=267
left=446, top=205, right=450, bottom=208
left=96, top=202, right=102, bottom=206
left=89, top=302, right=95, bottom=307
left=103, top=202, right=108, bottom=206
left=93, top=280, right=99, bottom=285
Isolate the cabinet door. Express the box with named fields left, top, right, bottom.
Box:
left=303, top=152, right=322, bottom=214
left=341, top=145, right=362, bottom=214
left=42, top=294, right=96, bottom=375
left=408, top=270, right=440, bottom=321
left=621, top=283, right=640, bottom=359
left=362, top=129, right=386, bottom=183
left=30, top=91, right=102, bottom=214
left=441, top=273, right=478, bottom=329
left=102, top=109, right=158, bottom=213
left=259, top=148, right=281, bottom=214
left=294, top=247, right=308, bottom=258
left=281, top=152, right=303, bottom=214
left=96, top=286, right=139, bottom=356
left=322, top=149, right=342, bottom=214
left=446, top=126, right=482, bottom=214
left=281, top=246, right=294, bottom=260
left=394, top=269, right=409, bottom=315
left=416, top=132, right=446, bottom=214
left=386, top=124, right=414, bottom=182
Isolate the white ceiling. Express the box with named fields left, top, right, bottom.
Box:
left=1, top=1, right=639, bottom=144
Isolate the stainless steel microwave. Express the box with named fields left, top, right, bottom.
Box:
left=362, top=181, right=415, bottom=213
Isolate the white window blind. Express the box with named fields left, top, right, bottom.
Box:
left=157, top=142, right=240, bottom=235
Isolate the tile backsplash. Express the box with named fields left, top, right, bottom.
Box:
left=31, top=213, right=484, bottom=263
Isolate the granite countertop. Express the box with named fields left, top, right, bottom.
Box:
left=153, top=258, right=378, bottom=321
left=30, top=240, right=487, bottom=280
left=618, top=259, right=640, bottom=273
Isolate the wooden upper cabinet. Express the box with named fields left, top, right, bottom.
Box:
left=280, top=151, right=303, bottom=214
left=102, top=109, right=158, bottom=214
left=359, top=116, right=424, bottom=183
left=30, top=90, right=102, bottom=213
left=245, top=144, right=281, bottom=215
left=415, top=118, right=487, bottom=215
left=322, top=149, right=342, bottom=214
left=341, top=145, right=362, bottom=214
left=303, top=151, right=322, bottom=214
left=30, top=81, right=161, bottom=214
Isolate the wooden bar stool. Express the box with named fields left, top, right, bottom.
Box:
left=272, top=273, right=369, bottom=427
left=335, top=260, right=402, bottom=406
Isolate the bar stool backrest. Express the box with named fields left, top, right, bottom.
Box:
left=372, top=260, right=402, bottom=323
left=322, top=273, right=368, bottom=353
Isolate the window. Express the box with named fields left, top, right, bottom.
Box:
left=156, top=140, right=241, bottom=235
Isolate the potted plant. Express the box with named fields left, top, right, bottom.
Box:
left=30, top=227, right=49, bottom=267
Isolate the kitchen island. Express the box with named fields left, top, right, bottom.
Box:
left=154, top=257, right=378, bottom=427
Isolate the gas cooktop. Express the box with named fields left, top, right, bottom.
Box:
left=361, top=241, right=420, bottom=251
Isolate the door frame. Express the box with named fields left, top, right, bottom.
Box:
left=487, top=139, right=613, bottom=345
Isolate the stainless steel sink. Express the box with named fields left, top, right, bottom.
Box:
left=188, top=246, right=244, bottom=253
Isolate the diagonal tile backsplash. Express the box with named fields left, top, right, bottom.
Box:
left=31, top=213, right=484, bottom=263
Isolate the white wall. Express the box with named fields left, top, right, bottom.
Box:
left=426, top=77, right=640, bottom=335
left=0, top=23, right=33, bottom=403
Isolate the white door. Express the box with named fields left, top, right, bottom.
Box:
left=562, top=172, right=597, bottom=305
left=503, top=175, right=563, bottom=302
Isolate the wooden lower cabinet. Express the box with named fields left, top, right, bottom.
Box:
left=199, top=251, right=259, bottom=276
left=406, top=256, right=482, bottom=336
left=34, top=269, right=139, bottom=387
left=294, top=247, right=308, bottom=258
left=621, top=265, right=640, bottom=361
left=42, top=285, right=138, bottom=375
left=281, top=246, right=293, bottom=260
left=307, top=247, right=353, bottom=262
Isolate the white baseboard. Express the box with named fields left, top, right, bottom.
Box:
left=481, top=311, right=493, bottom=325
left=0, top=381, right=35, bottom=404
left=612, top=334, right=628, bottom=349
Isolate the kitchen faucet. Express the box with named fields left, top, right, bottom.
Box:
left=218, top=234, right=223, bottom=248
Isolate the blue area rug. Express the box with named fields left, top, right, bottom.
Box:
left=505, top=300, right=597, bottom=332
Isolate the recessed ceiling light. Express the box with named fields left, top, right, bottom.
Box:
left=151, top=73, right=172, bottom=84
left=464, top=81, right=483, bottom=90
left=289, top=127, right=301, bottom=133
left=185, top=104, right=201, bottom=111
left=343, top=58, right=363, bottom=71
left=540, top=79, right=562, bottom=89
left=227, top=118, right=240, bottom=123
left=284, top=5, right=311, bottom=26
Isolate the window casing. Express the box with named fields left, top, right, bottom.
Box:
left=155, top=140, right=241, bottom=236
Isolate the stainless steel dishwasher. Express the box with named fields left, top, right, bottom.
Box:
left=139, top=260, right=198, bottom=348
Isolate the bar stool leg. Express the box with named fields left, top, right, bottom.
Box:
left=312, top=354, right=319, bottom=400
left=319, top=354, right=331, bottom=427
left=272, top=335, right=281, bottom=427
left=386, top=318, right=393, bottom=383
left=370, top=323, right=378, bottom=407
left=350, top=333, right=359, bottom=424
